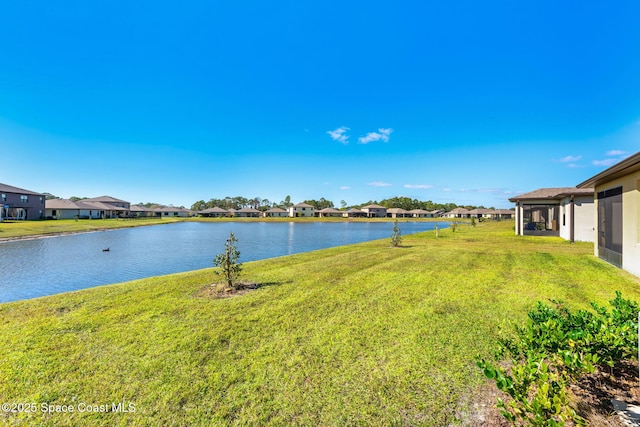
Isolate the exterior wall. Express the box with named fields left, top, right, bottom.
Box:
left=1, top=191, right=45, bottom=220
left=593, top=173, right=640, bottom=277
left=514, top=199, right=561, bottom=236
left=288, top=206, right=314, bottom=217
left=558, top=196, right=594, bottom=242
left=362, top=208, right=386, bottom=218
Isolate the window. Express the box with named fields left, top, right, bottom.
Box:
left=21, top=195, right=28, bottom=203
left=1, top=194, right=5, bottom=202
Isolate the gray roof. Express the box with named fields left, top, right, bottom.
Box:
left=265, top=207, right=287, bottom=213
left=318, top=208, right=342, bottom=213
left=130, top=205, right=154, bottom=212
left=45, top=199, right=127, bottom=211
left=201, top=207, right=229, bottom=213
left=0, top=183, right=44, bottom=196
left=83, top=195, right=129, bottom=204
left=292, top=203, right=314, bottom=208
left=387, top=208, right=408, bottom=213
left=408, top=209, right=430, bottom=214
left=236, top=207, right=261, bottom=213
left=508, top=187, right=593, bottom=202
left=361, top=204, right=386, bottom=209
left=448, top=207, right=470, bottom=214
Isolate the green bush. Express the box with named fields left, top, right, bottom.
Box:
left=478, top=292, right=639, bottom=426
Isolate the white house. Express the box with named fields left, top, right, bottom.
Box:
left=289, top=203, right=315, bottom=217
left=361, top=204, right=387, bottom=218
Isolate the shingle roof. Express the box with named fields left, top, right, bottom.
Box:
left=236, top=207, right=261, bottom=213
left=448, top=207, right=470, bottom=214
left=361, top=204, right=386, bottom=209
left=293, top=203, right=314, bottom=208
left=83, top=195, right=129, bottom=204
left=0, top=183, right=44, bottom=196
left=201, top=207, right=229, bottom=213
left=508, top=187, right=593, bottom=202
left=318, top=208, right=342, bottom=213
left=387, top=208, right=408, bottom=213
left=264, top=207, right=287, bottom=213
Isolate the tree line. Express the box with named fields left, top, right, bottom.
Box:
left=190, top=195, right=492, bottom=212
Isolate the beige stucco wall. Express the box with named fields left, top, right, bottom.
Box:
left=593, top=172, right=640, bottom=277
left=558, top=196, right=595, bottom=242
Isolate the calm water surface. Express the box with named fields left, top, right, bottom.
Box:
left=0, top=221, right=444, bottom=303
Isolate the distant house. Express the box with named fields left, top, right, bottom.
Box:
left=0, top=183, right=46, bottom=221
left=445, top=208, right=471, bottom=218
left=82, top=196, right=131, bottom=218
left=235, top=207, right=261, bottom=218
left=509, top=187, right=594, bottom=242
left=468, top=208, right=494, bottom=219
left=46, top=199, right=102, bottom=219
left=387, top=208, right=410, bottom=218
left=408, top=209, right=431, bottom=218
left=361, top=204, right=387, bottom=218
left=493, top=209, right=515, bottom=220
left=289, top=203, right=315, bottom=217
left=343, top=208, right=366, bottom=218
left=199, top=207, right=229, bottom=218
left=317, top=207, right=343, bottom=218
left=577, top=151, right=640, bottom=276
left=154, top=206, right=191, bottom=217
left=263, top=207, right=288, bottom=218
left=130, top=205, right=155, bottom=217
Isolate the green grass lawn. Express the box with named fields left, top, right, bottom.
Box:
left=0, top=217, right=182, bottom=240
left=0, top=221, right=638, bottom=426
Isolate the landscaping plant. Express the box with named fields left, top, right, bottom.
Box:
left=391, top=219, right=402, bottom=247
left=478, top=292, right=639, bottom=426
left=213, top=231, right=243, bottom=290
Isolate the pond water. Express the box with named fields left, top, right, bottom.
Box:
left=0, top=221, right=444, bottom=303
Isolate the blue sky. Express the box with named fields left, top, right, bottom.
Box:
left=1, top=1, right=639, bottom=209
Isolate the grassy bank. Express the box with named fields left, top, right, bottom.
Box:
left=0, top=218, right=182, bottom=240
left=0, top=221, right=638, bottom=426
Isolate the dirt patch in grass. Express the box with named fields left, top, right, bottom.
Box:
left=196, top=282, right=261, bottom=298
left=468, top=360, right=639, bottom=426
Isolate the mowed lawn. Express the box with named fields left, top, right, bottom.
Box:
left=1, top=221, right=638, bottom=426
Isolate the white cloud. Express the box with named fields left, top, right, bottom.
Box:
left=339, top=186, right=351, bottom=190
left=327, top=127, right=350, bottom=144
left=404, top=184, right=433, bottom=189
left=442, top=188, right=451, bottom=192
left=559, top=155, right=582, bottom=163
left=606, top=150, right=626, bottom=156
left=567, top=163, right=583, bottom=168
left=368, top=181, right=392, bottom=187
left=593, top=158, right=618, bottom=167
left=358, top=128, right=393, bottom=144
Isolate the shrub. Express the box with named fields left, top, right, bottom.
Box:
left=478, top=292, right=639, bottom=426
left=391, top=220, right=402, bottom=247
left=213, top=232, right=243, bottom=290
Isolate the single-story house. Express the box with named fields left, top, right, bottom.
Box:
left=343, top=208, right=367, bottom=218
left=316, top=207, right=343, bottom=218
left=199, top=207, right=229, bottom=218
left=508, top=187, right=594, bottom=242
left=361, top=204, right=387, bottom=218
left=263, top=207, right=288, bottom=218
left=235, top=207, right=261, bottom=218
left=0, top=183, right=46, bottom=220
left=130, top=205, right=155, bottom=217
left=46, top=199, right=103, bottom=219
left=387, top=208, right=410, bottom=218
left=493, top=209, right=515, bottom=220
left=468, top=208, right=494, bottom=219
left=408, top=209, right=432, bottom=218
left=445, top=208, right=471, bottom=218
left=289, top=203, right=315, bottom=217
left=577, top=151, right=640, bottom=276
left=154, top=206, right=192, bottom=217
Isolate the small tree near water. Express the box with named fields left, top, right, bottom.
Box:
left=213, top=232, right=242, bottom=290
left=391, top=220, right=402, bottom=247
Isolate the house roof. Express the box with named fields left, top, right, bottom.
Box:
left=468, top=208, right=494, bottom=214
left=361, top=204, right=386, bottom=209
left=448, top=207, right=470, bottom=214
left=387, top=208, right=408, bottom=213
left=0, top=183, right=44, bottom=196
left=508, top=187, right=593, bottom=202
left=201, top=207, right=229, bottom=213
left=264, top=207, right=287, bottom=213
left=45, top=199, right=82, bottom=209
left=318, top=207, right=342, bottom=213
left=292, top=203, right=314, bottom=208
left=45, top=199, right=128, bottom=211
left=346, top=208, right=365, bottom=213
left=408, top=209, right=430, bottom=214
left=83, top=195, right=129, bottom=204
left=236, top=207, right=261, bottom=213
left=494, top=209, right=515, bottom=214
left=577, top=151, right=640, bottom=188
